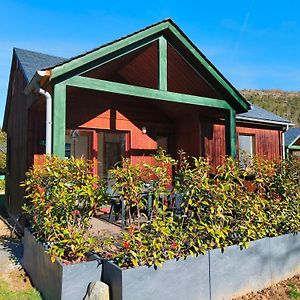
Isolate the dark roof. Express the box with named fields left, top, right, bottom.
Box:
left=285, top=127, right=300, bottom=146
left=14, top=48, right=66, bottom=82
left=237, top=104, right=291, bottom=125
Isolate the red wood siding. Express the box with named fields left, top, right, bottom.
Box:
left=175, top=113, right=201, bottom=158
left=202, top=120, right=226, bottom=168
left=203, top=120, right=283, bottom=170
left=83, top=42, right=159, bottom=89
left=5, top=57, right=29, bottom=216
left=66, top=88, right=173, bottom=165
left=167, top=44, right=220, bottom=99
left=236, top=124, right=282, bottom=160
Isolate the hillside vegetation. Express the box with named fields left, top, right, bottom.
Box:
left=240, top=89, right=300, bottom=127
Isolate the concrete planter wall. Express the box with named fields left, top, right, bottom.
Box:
left=210, top=238, right=271, bottom=300
left=102, top=255, right=210, bottom=300
left=102, top=232, right=300, bottom=300
left=269, top=233, right=300, bottom=283
left=22, top=228, right=102, bottom=300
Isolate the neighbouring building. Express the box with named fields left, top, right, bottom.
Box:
left=285, top=127, right=300, bottom=158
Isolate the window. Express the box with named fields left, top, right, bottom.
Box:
left=238, top=134, right=255, bottom=166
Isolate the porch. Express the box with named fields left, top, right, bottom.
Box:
left=27, top=33, right=246, bottom=174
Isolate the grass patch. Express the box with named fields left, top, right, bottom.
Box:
left=288, top=283, right=300, bottom=299
left=0, top=278, right=41, bottom=300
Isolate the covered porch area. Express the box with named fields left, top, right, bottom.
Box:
left=27, top=21, right=251, bottom=174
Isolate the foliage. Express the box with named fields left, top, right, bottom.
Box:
left=240, top=89, right=300, bottom=126
left=0, top=129, right=6, bottom=174
left=21, top=151, right=300, bottom=269
left=109, top=158, right=145, bottom=229
left=288, top=284, right=300, bottom=299
left=22, top=156, right=106, bottom=263
left=109, top=149, right=177, bottom=228
left=104, top=151, right=300, bottom=269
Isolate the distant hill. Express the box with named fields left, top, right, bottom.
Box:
left=240, top=89, right=300, bottom=127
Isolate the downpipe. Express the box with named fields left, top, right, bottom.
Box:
left=35, top=87, right=52, bottom=155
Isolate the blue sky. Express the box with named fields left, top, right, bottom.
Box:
left=1, top=0, right=300, bottom=124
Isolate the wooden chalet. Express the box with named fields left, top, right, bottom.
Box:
left=3, top=19, right=292, bottom=219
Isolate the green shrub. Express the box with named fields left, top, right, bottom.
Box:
left=109, top=158, right=146, bottom=229
left=22, top=156, right=106, bottom=263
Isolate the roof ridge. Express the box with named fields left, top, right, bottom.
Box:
left=41, top=18, right=172, bottom=71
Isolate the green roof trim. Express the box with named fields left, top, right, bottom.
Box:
left=167, top=22, right=249, bottom=112
left=50, top=21, right=169, bottom=79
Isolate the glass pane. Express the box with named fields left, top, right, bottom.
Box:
left=157, top=136, right=168, bottom=152
left=239, top=135, right=253, bottom=155
left=97, top=132, right=126, bottom=178
left=65, top=130, right=91, bottom=159
left=239, top=135, right=254, bottom=166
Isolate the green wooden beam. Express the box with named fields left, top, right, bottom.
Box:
left=53, top=83, right=66, bottom=158
left=51, top=22, right=169, bottom=80
left=225, top=109, right=236, bottom=158
left=167, top=23, right=250, bottom=112
left=64, top=76, right=231, bottom=110
left=159, top=36, right=167, bottom=90
left=288, top=145, right=300, bottom=150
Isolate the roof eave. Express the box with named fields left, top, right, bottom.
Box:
left=24, top=70, right=51, bottom=95
left=236, top=116, right=293, bottom=127
left=287, top=134, right=300, bottom=148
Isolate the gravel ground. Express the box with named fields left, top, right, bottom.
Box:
left=232, top=275, right=300, bottom=300
left=0, top=217, right=37, bottom=294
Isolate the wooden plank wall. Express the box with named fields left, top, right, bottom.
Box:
left=203, top=120, right=283, bottom=170
left=175, top=113, right=201, bottom=158
left=236, top=124, right=282, bottom=160
left=6, top=57, right=30, bottom=216
left=66, top=90, right=174, bottom=165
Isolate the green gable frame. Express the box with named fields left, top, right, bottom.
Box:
left=49, top=19, right=249, bottom=112
left=52, top=76, right=236, bottom=157
left=49, top=19, right=247, bottom=159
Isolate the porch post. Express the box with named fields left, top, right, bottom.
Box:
left=159, top=36, right=167, bottom=90
left=53, top=83, right=66, bottom=157
left=225, top=109, right=236, bottom=158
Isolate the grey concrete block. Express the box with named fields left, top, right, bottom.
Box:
left=269, top=233, right=300, bottom=283
left=102, top=255, right=210, bottom=300
left=23, top=228, right=102, bottom=300
left=210, top=238, right=271, bottom=300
